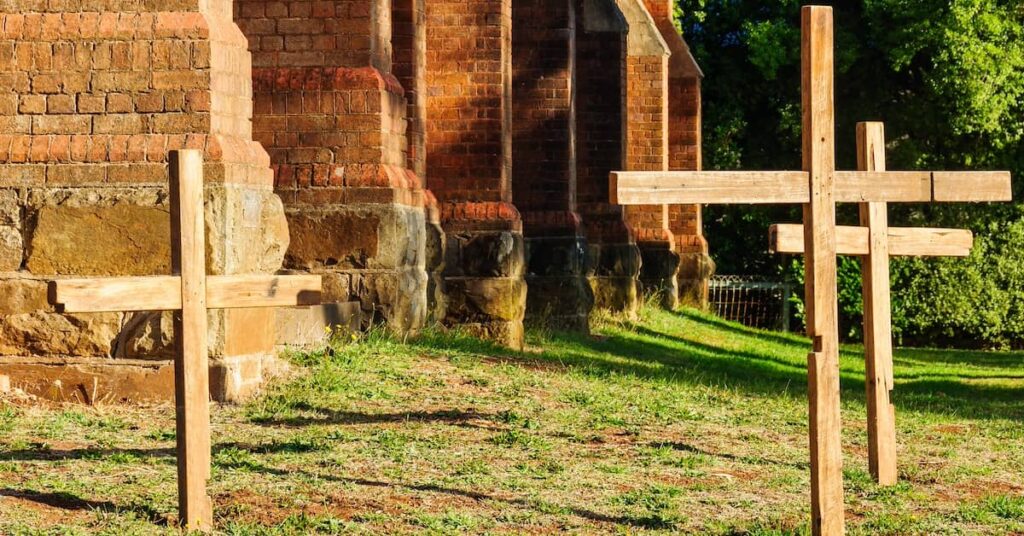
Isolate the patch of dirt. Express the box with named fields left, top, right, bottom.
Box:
left=216, top=488, right=404, bottom=526
left=953, top=479, right=1024, bottom=501
left=934, top=424, right=972, bottom=435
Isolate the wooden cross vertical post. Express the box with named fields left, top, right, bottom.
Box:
left=856, top=123, right=897, bottom=486
left=609, top=6, right=1011, bottom=534
left=171, top=150, right=213, bottom=528
left=49, top=150, right=323, bottom=532
left=769, top=122, right=979, bottom=486
left=801, top=8, right=844, bottom=534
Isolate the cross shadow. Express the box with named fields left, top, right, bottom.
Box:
left=250, top=403, right=500, bottom=430
left=650, top=441, right=809, bottom=471
left=0, top=488, right=166, bottom=523
left=215, top=457, right=674, bottom=530
left=672, top=309, right=813, bottom=351
left=486, top=319, right=1024, bottom=421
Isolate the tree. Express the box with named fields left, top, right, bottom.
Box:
left=678, top=0, right=1024, bottom=347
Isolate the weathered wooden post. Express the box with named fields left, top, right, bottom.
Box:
left=50, top=150, right=323, bottom=532
left=769, top=121, right=985, bottom=487
left=610, top=7, right=1012, bottom=533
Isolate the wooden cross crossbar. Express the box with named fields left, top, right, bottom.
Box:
left=609, top=7, right=1012, bottom=535
left=48, top=150, right=323, bottom=533
left=769, top=225, right=974, bottom=258
left=609, top=170, right=1011, bottom=206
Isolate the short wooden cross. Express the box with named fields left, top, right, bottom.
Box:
left=48, top=150, right=322, bottom=532
left=609, top=7, right=1012, bottom=535
left=768, top=121, right=979, bottom=487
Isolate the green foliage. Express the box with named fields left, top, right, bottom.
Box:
left=678, top=0, right=1024, bottom=347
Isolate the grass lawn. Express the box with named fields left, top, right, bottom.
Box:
left=1, top=307, right=1023, bottom=535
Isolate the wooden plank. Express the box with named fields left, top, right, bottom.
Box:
left=612, top=170, right=929, bottom=206
left=888, top=228, right=973, bottom=257
left=802, top=7, right=845, bottom=536
left=52, top=275, right=323, bottom=313
left=834, top=171, right=931, bottom=202
left=611, top=170, right=1008, bottom=206
left=933, top=171, right=1012, bottom=202
left=169, top=150, right=213, bottom=532
left=857, top=122, right=898, bottom=487
left=609, top=171, right=810, bottom=205
left=51, top=276, right=181, bottom=313
left=772, top=225, right=868, bottom=256
left=208, top=275, right=323, bottom=308
left=770, top=224, right=972, bottom=257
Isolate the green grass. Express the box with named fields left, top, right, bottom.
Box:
left=2, top=306, right=1023, bottom=534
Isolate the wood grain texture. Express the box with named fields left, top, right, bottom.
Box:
left=609, top=171, right=810, bottom=205
left=611, top=170, right=1001, bottom=206
left=802, top=7, right=845, bottom=536
left=933, top=171, right=1012, bottom=202
left=52, top=275, right=323, bottom=313
left=834, top=171, right=931, bottom=202
left=169, top=150, right=213, bottom=532
left=769, top=224, right=973, bottom=257
left=857, top=122, right=898, bottom=487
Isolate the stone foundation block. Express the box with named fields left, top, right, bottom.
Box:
left=525, top=235, right=593, bottom=331
left=443, top=230, right=527, bottom=348
left=637, top=243, right=682, bottom=309
left=678, top=251, right=715, bottom=307
left=587, top=242, right=641, bottom=313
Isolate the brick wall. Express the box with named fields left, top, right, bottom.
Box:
left=425, top=0, right=526, bottom=347
left=393, top=0, right=426, bottom=180
left=615, top=0, right=679, bottom=308
left=425, top=0, right=518, bottom=230
left=512, top=0, right=590, bottom=330
left=0, top=0, right=289, bottom=402
left=623, top=53, right=672, bottom=243
left=642, top=0, right=713, bottom=304
left=512, top=0, right=578, bottom=236
left=574, top=0, right=641, bottom=313
left=236, top=0, right=431, bottom=332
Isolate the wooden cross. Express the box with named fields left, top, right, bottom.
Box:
left=609, top=7, right=1012, bottom=535
left=768, top=121, right=979, bottom=487
left=48, top=150, right=322, bottom=532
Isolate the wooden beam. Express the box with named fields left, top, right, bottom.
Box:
left=857, top=122, right=898, bottom=487
left=834, top=171, right=931, bottom=202
left=610, top=170, right=1009, bottom=206
left=802, top=7, right=845, bottom=536
left=769, top=224, right=973, bottom=257
left=609, top=171, right=810, bottom=205
left=51, top=275, right=323, bottom=313
left=169, top=150, right=213, bottom=532
left=933, top=171, right=1012, bottom=202
left=51, top=276, right=181, bottom=313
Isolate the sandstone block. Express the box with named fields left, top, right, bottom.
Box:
left=286, top=209, right=381, bottom=270
left=26, top=203, right=170, bottom=276
left=0, top=312, right=122, bottom=357
left=0, top=277, right=52, bottom=315
left=0, top=226, right=22, bottom=271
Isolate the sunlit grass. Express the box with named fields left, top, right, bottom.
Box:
left=1, top=306, right=1022, bottom=534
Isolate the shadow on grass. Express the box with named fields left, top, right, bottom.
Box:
left=0, top=488, right=165, bottom=523
left=403, top=310, right=1024, bottom=422
left=215, top=457, right=678, bottom=530
left=0, top=442, right=674, bottom=530
left=249, top=403, right=499, bottom=430
left=651, top=440, right=809, bottom=471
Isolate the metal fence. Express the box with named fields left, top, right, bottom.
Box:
left=708, top=275, right=794, bottom=331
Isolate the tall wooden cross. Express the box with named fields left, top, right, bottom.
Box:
left=48, top=150, right=322, bottom=532
left=768, top=121, right=978, bottom=487
left=609, top=7, right=1012, bottom=535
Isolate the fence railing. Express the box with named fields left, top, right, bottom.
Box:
left=708, top=275, right=793, bottom=331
